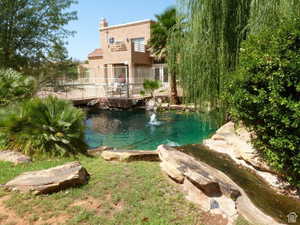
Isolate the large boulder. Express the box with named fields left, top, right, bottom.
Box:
left=204, top=122, right=270, bottom=172
left=0, top=151, right=31, bottom=164
left=203, top=122, right=294, bottom=195
left=157, top=145, right=283, bottom=225
left=101, top=150, right=159, bottom=162
left=5, top=161, right=89, bottom=195
left=158, top=145, right=240, bottom=199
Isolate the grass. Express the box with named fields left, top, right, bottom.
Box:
left=0, top=156, right=253, bottom=225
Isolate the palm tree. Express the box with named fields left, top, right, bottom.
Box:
left=0, top=96, right=87, bottom=157
left=148, top=7, right=179, bottom=104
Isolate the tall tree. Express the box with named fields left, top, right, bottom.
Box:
left=148, top=7, right=179, bottom=104
left=37, top=41, right=80, bottom=87
left=168, top=0, right=300, bottom=111
left=0, top=0, right=77, bottom=74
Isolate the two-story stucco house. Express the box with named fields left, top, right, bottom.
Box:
left=81, top=18, right=169, bottom=97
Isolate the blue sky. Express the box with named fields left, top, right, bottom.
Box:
left=65, top=0, right=176, bottom=60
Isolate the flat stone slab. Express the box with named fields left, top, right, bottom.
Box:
left=158, top=145, right=240, bottom=199
left=5, top=161, right=89, bottom=195
left=157, top=145, right=283, bottom=225
left=101, top=150, right=159, bottom=162
left=87, top=146, right=113, bottom=156
left=0, top=151, right=31, bottom=164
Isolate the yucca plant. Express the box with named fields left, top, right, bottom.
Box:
left=0, top=96, right=87, bottom=157
left=141, top=79, right=161, bottom=98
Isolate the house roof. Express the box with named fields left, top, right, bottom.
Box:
left=100, top=19, right=154, bottom=31
left=88, top=48, right=103, bottom=58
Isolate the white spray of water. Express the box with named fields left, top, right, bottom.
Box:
left=149, top=113, right=161, bottom=126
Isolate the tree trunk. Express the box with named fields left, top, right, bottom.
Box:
left=170, top=73, right=179, bottom=104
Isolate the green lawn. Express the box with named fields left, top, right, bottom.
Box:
left=0, top=156, right=252, bottom=225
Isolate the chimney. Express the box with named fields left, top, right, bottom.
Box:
left=100, top=18, right=108, bottom=29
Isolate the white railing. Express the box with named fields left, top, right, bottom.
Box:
left=38, top=65, right=169, bottom=100
left=39, top=82, right=146, bottom=100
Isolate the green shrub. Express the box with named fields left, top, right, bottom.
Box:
left=0, top=96, right=87, bottom=157
left=141, top=79, right=161, bottom=97
left=226, top=18, right=300, bottom=186
left=0, top=68, right=35, bottom=106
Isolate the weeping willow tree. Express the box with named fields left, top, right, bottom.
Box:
left=168, top=0, right=300, bottom=112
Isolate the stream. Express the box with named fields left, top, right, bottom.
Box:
left=181, top=144, right=300, bottom=225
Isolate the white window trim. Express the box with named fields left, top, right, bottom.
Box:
left=132, top=38, right=145, bottom=52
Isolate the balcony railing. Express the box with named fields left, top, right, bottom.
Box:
left=110, top=42, right=127, bottom=52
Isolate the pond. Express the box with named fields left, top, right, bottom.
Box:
left=84, top=109, right=300, bottom=224
left=85, top=109, right=216, bottom=150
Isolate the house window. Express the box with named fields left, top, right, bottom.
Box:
left=154, top=68, right=160, bottom=81
left=132, top=38, right=145, bottom=52
left=163, top=67, right=169, bottom=83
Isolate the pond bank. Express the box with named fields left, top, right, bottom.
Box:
left=98, top=141, right=299, bottom=224
left=203, top=122, right=298, bottom=198
left=180, top=144, right=300, bottom=224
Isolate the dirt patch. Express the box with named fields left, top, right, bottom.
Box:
left=35, top=214, right=70, bottom=225
left=200, top=212, right=229, bottom=225
left=71, top=194, right=125, bottom=218
left=0, top=195, right=70, bottom=225
left=0, top=195, right=30, bottom=225
left=71, top=196, right=102, bottom=212
left=112, top=199, right=124, bottom=213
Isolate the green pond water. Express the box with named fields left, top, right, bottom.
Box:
left=85, top=109, right=216, bottom=150
left=84, top=109, right=300, bottom=224
left=181, top=144, right=300, bottom=225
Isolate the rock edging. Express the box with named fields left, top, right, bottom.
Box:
left=101, top=150, right=159, bottom=162
left=204, top=121, right=297, bottom=197
left=158, top=145, right=284, bottom=225
left=87, top=146, right=114, bottom=156
left=0, top=150, right=31, bottom=164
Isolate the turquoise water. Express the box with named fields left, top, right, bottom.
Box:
left=85, top=110, right=216, bottom=150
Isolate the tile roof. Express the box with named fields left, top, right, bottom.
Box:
left=88, top=48, right=103, bottom=58
left=100, top=19, right=154, bottom=30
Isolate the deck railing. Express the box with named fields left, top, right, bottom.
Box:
left=39, top=81, right=146, bottom=100
left=38, top=65, right=169, bottom=100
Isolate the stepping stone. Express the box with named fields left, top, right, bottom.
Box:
left=0, top=150, right=31, bottom=164
left=4, top=161, right=89, bottom=195
left=101, top=150, right=159, bottom=162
